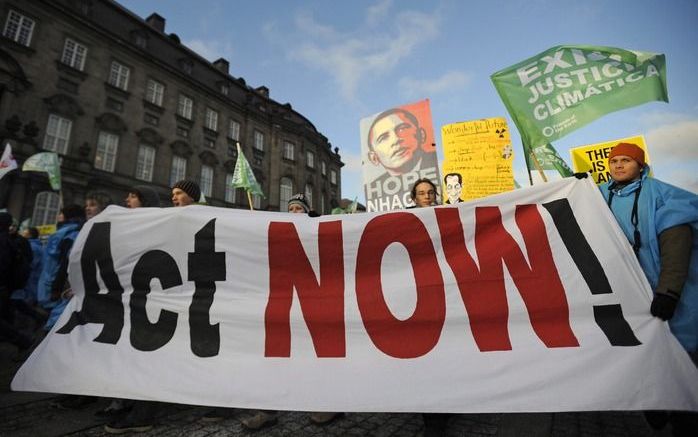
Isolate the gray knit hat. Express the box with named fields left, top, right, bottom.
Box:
left=172, top=180, right=201, bottom=202
left=287, top=193, right=310, bottom=213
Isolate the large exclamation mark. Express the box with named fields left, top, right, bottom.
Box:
left=543, top=199, right=641, bottom=346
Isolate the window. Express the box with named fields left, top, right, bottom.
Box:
left=106, top=98, right=123, bottom=112
left=321, top=161, right=327, bottom=176
left=181, top=60, right=193, bottom=74
left=32, top=191, right=60, bottom=226
left=225, top=174, right=236, bottom=203
left=220, top=84, right=229, bottom=96
left=306, top=151, right=315, bottom=169
left=279, top=177, right=293, bottom=207
left=330, top=169, right=337, bottom=185
left=144, top=113, right=158, bottom=126
left=3, top=9, right=35, bottom=46
left=176, top=126, right=189, bottom=138
left=145, top=79, right=165, bottom=106
left=200, top=165, right=213, bottom=197
left=204, top=108, right=218, bottom=131
left=42, top=114, right=72, bottom=154
left=61, top=38, right=87, bottom=71
left=134, top=34, right=147, bottom=49
left=205, top=138, right=215, bottom=149
left=304, top=184, right=313, bottom=209
left=135, top=145, right=155, bottom=181
left=227, top=144, right=237, bottom=158
left=319, top=194, right=325, bottom=215
left=108, top=61, right=130, bottom=91
left=177, top=94, right=193, bottom=120
left=283, top=141, right=295, bottom=160
left=252, top=193, right=261, bottom=210
left=170, top=155, right=187, bottom=186
left=227, top=120, right=240, bottom=141
left=94, top=131, right=119, bottom=172
left=254, top=130, right=264, bottom=151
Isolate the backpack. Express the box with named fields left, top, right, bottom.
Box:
left=8, top=235, right=32, bottom=290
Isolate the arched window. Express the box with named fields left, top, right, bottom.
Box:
left=304, top=183, right=313, bottom=209
left=279, top=177, right=293, bottom=207
left=224, top=173, right=236, bottom=203
left=32, top=191, right=60, bottom=226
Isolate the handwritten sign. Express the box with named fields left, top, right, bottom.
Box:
left=440, top=117, right=514, bottom=202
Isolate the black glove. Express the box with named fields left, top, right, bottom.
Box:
left=650, top=293, right=678, bottom=321
left=573, top=172, right=589, bottom=179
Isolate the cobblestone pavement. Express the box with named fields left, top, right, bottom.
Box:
left=0, top=342, right=672, bottom=436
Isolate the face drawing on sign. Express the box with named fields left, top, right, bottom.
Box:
left=367, top=108, right=426, bottom=176
left=444, top=173, right=463, bottom=204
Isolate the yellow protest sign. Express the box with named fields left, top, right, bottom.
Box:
left=569, top=135, right=650, bottom=185
left=36, top=224, right=56, bottom=236
left=440, top=117, right=514, bottom=203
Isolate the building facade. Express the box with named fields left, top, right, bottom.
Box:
left=0, top=0, right=343, bottom=225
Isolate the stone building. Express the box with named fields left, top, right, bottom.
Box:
left=0, top=0, right=343, bottom=225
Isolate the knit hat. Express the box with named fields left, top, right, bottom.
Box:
left=172, top=180, right=201, bottom=202
left=608, top=143, right=645, bottom=167
left=287, top=193, right=310, bottom=213
left=131, top=185, right=161, bottom=207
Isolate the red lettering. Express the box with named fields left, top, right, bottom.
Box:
left=356, top=212, right=445, bottom=358
left=435, top=205, right=579, bottom=351
left=265, top=221, right=345, bottom=357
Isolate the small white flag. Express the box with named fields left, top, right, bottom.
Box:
left=0, top=143, right=18, bottom=181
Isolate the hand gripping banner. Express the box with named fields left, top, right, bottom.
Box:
left=13, top=179, right=698, bottom=413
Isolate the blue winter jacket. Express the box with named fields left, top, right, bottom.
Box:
left=600, top=166, right=698, bottom=351
left=36, top=221, right=80, bottom=309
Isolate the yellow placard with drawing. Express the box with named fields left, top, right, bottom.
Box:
left=569, top=135, right=651, bottom=185
left=440, top=117, right=514, bottom=203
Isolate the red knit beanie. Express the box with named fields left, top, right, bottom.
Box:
left=608, top=143, right=645, bottom=167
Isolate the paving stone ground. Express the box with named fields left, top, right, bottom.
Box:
left=0, top=339, right=673, bottom=436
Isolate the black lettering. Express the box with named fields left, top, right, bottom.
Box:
left=130, top=250, right=182, bottom=351
left=56, top=222, right=125, bottom=343
left=542, top=199, right=641, bottom=346
left=188, top=219, right=226, bottom=357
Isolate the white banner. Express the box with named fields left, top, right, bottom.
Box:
left=12, top=179, right=698, bottom=412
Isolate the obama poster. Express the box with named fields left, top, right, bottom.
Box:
left=360, top=99, right=440, bottom=212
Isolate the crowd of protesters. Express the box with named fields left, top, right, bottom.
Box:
left=1, top=141, right=697, bottom=436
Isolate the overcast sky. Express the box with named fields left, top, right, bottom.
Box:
left=119, top=0, right=698, bottom=199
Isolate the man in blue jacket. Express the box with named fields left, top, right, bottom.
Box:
left=598, top=142, right=697, bottom=436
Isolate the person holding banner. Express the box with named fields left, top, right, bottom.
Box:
left=171, top=180, right=200, bottom=207
left=598, top=142, right=698, bottom=436
left=241, top=193, right=343, bottom=430
left=125, top=185, right=161, bottom=208
left=84, top=192, right=113, bottom=220
left=407, top=179, right=452, bottom=435
left=409, top=178, right=439, bottom=209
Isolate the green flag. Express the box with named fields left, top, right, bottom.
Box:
left=491, top=45, right=668, bottom=148
left=524, top=142, right=573, bottom=178
left=231, top=143, right=264, bottom=197
left=23, top=152, right=61, bottom=190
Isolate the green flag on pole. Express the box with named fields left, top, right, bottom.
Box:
left=231, top=143, right=264, bottom=197
left=22, top=152, right=61, bottom=190
left=524, top=142, right=574, bottom=178
left=491, top=45, right=668, bottom=149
